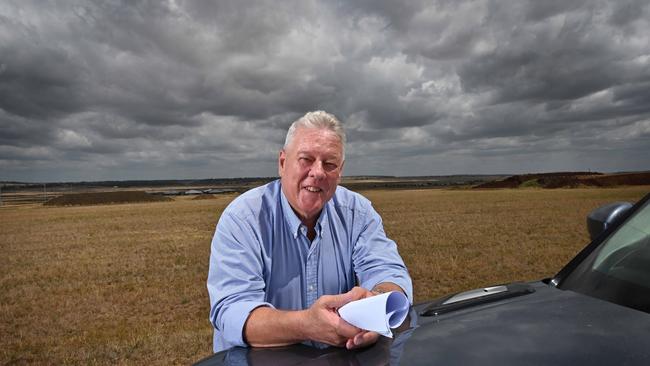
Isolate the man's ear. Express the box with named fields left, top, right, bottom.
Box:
left=278, top=150, right=286, bottom=177
left=337, top=160, right=345, bottom=184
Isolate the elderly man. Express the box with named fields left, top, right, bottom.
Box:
left=207, top=111, right=412, bottom=353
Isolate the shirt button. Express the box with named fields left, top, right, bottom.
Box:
left=309, top=285, right=315, bottom=291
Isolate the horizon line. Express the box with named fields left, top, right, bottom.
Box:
left=2, top=169, right=649, bottom=185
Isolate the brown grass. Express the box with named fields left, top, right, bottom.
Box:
left=1, top=187, right=648, bottom=364
left=363, top=187, right=648, bottom=300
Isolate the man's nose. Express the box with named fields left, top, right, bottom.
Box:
left=309, top=161, right=326, bottom=179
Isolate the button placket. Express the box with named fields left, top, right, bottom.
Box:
left=304, top=227, right=320, bottom=308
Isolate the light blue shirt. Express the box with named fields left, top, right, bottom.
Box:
left=207, top=179, right=413, bottom=353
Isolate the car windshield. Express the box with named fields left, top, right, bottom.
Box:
left=560, top=197, right=650, bottom=314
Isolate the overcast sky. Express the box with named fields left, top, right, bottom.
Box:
left=1, top=0, right=649, bottom=182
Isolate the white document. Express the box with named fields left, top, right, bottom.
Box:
left=337, top=291, right=410, bottom=338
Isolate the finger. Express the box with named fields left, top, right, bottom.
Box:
left=320, top=292, right=354, bottom=309
left=336, top=318, right=362, bottom=338
left=347, top=286, right=372, bottom=300
left=345, top=331, right=365, bottom=350
left=349, top=331, right=380, bottom=349
left=353, top=331, right=367, bottom=346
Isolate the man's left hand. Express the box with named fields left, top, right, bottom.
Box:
left=346, top=330, right=380, bottom=349
left=341, top=287, right=381, bottom=350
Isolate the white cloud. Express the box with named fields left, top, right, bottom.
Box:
left=56, top=129, right=92, bottom=149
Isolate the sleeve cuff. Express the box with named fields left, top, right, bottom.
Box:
left=221, top=301, right=275, bottom=347
left=363, top=277, right=414, bottom=304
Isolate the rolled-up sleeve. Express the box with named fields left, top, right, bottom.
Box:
left=352, top=202, right=414, bottom=304
left=207, top=211, right=273, bottom=352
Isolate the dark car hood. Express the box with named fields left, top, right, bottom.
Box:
left=196, top=282, right=650, bottom=366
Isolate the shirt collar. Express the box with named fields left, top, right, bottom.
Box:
left=280, top=184, right=328, bottom=239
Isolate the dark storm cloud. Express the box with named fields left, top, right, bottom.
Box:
left=0, top=111, right=57, bottom=147
left=0, top=0, right=649, bottom=181
left=523, top=0, right=589, bottom=22
left=0, top=34, right=87, bottom=119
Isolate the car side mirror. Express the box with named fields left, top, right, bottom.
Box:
left=586, top=202, right=632, bottom=241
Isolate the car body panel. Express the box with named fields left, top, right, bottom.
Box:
left=196, top=281, right=650, bottom=365
left=404, top=282, right=650, bottom=365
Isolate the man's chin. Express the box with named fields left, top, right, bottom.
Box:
left=297, top=201, right=325, bottom=217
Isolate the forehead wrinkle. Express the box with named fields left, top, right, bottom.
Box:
left=290, top=128, right=342, bottom=147
left=290, top=136, right=343, bottom=160
left=295, top=145, right=342, bottom=160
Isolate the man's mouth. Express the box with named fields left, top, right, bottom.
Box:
left=303, top=186, right=323, bottom=193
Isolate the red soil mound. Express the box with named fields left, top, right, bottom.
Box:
left=474, top=171, right=650, bottom=189
left=581, top=172, right=650, bottom=187
left=475, top=172, right=601, bottom=189
left=44, top=191, right=171, bottom=206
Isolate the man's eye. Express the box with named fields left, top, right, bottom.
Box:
left=324, top=163, right=338, bottom=171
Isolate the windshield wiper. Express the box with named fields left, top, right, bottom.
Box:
left=420, top=282, right=535, bottom=317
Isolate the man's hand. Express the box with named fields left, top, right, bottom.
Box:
left=340, top=287, right=381, bottom=350
left=301, top=290, right=363, bottom=346
left=346, top=330, right=380, bottom=349
left=347, top=282, right=408, bottom=349
left=244, top=286, right=390, bottom=349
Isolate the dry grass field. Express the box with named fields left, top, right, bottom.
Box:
left=1, top=187, right=648, bottom=364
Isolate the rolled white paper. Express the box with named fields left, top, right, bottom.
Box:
left=337, top=291, right=409, bottom=338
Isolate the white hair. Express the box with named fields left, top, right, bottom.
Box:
left=283, top=110, right=346, bottom=160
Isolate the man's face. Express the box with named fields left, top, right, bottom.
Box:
left=279, top=127, right=344, bottom=224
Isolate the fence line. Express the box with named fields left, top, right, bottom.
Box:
left=0, top=185, right=155, bottom=207
left=0, top=185, right=64, bottom=207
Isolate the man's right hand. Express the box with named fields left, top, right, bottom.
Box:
left=301, top=291, right=363, bottom=346
left=244, top=287, right=378, bottom=348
